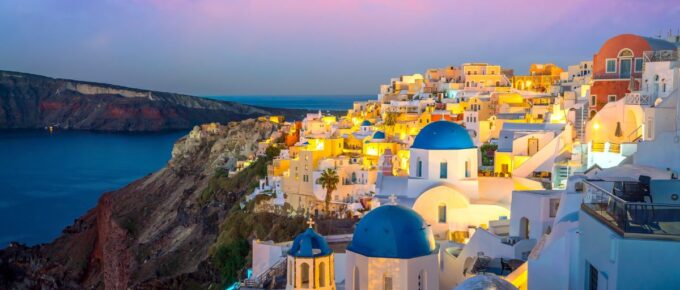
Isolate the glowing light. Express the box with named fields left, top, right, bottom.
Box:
left=593, top=122, right=600, bottom=130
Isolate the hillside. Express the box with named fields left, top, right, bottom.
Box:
left=0, top=70, right=305, bottom=131
left=0, top=119, right=354, bottom=289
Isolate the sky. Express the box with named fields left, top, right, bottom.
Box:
left=0, top=0, right=679, bottom=95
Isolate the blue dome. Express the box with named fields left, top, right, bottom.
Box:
left=361, top=120, right=373, bottom=126
left=373, top=131, right=386, bottom=140
left=411, top=121, right=474, bottom=150
left=288, top=228, right=332, bottom=257
left=348, top=205, right=436, bottom=259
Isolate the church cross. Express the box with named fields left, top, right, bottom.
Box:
left=306, top=216, right=315, bottom=228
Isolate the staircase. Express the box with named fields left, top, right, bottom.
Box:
left=242, top=257, right=288, bottom=289
left=574, top=105, right=587, bottom=142
left=552, top=165, right=570, bottom=188
left=512, top=128, right=569, bottom=178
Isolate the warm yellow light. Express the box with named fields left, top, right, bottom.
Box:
left=593, top=123, right=600, bottom=130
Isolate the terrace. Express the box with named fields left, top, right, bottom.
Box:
left=581, top=178, right=680, bottom=240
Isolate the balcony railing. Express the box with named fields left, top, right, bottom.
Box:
left=643, top=50, right=679, bottom=62
left=624, top=92, right=652, bottom=106
left=581, top=180, right=680, bottom=239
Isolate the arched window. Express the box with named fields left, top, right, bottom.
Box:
left=353, top=267, right=360, bottom=290
left=300, top=263, right=310, bottom=288
left=438, top=203, right=447, bottom=223
left=520, top=217, right=530, bottom=239
left=319, top=262, right=326, bottom=287
left=351, top=172, right=357, bottom=183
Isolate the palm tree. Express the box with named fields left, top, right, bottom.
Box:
left=318, top=168, right=339, bottom=213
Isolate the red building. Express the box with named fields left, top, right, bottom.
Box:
left=590, top=34, right=677, bottom=116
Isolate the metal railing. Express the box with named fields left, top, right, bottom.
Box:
left=643, top=50, right=679, bottom=62
left=581, top=180, right=680, bottom=238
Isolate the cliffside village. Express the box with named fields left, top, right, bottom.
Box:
left=188, top=33, right=680, bottom=290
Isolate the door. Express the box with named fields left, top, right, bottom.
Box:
left=620, top=59, right=632, bottom=78
left=528, top=137, right=539, bottom=156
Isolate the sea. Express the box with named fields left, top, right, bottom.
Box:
left=207, top=95, right=374, bottom=110
left=0, top=95, right=371, bottom=246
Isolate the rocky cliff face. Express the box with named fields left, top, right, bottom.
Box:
left=0, top=70, right=304, bottom=131
left=0, top=119, right=288, bottom=289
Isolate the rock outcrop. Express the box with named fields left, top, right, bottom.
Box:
left=0, top=119, right=281, bottom=289
left=0, top=70, right=305, bottom=131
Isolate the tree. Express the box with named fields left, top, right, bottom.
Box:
left=318, top=168, right=339, bottom=213
left=384, top=112, right=398, bottom=126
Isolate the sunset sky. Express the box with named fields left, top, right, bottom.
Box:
left=1, top=0, right=679, bottom=95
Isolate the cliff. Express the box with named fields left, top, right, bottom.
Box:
left=0, top=119, right=328, bottom=289
left=0, top=70, right=305, bottom=131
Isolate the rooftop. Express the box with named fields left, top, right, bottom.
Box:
left=580, top=179, right=680, bottom=240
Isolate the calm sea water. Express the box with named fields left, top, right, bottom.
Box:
left=0, top=95, right=362, bottom=246
left=206, top=95, right=374, bottom=110
left=0, top=130, right=186, bottom=246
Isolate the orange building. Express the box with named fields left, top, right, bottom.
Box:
left=589, top=34, right=677, bottom=116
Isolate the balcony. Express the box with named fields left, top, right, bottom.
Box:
left=581, top=180, right=680, bottom=240
left=624, top=92, right=652, bottom=106
left=643, top=50, right=679, bottom=62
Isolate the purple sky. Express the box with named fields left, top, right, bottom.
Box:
left=1, top=0, right=678, bottom=95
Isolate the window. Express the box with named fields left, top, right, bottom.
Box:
left=300, top=263, right=310, bottom=288
left=353, top=267, right=360, bottom=290
left=590, top=95, right=597, bottom=106
left=417, top=159, right=423, bottom=177
left=465, top=161, right=471, bottom=178
left=440, top=162, right=448, bottom=179
left=319, top=262, right=326, bottom=287
left=634, top=58, right=643, bottom=72
left=608, top=95, right=617, bottom=102
left=438, top=203, right=447, bottom=223
left=418, top=270, right=427, bottom=290
left=588, top=263, right=599, bottom=290
left=383, top=275, right=393, bottom=290
left=549, top=198, right=560, bottom=218
left=663, top=82, right=667, bottom=93
left=605, top=59, right=617, bottom=73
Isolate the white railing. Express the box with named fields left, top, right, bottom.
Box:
left=625, top=92, right=652, bottom=106
left=643, top=50, right=678, bottom=62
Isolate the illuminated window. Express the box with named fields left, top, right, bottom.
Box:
left=440, top=162, right=447, bottom=179
left=606, top=59, right=617, bottom=73
left=383, top=275, right=393, bottom=290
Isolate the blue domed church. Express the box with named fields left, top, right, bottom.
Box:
left=376, top=121, right=539, bottom=239
left=345, top=204, right=440, bottom=290
left=286, top=222, right=336, bottom=290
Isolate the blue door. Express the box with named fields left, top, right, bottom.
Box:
left=620, top=59, right=632, bottom=78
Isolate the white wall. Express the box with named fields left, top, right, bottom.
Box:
left=578, top=212, right=680, bottom=290
left=252, top=241, right=288, bottom=278
left=509, top=191, right=560, bottom=239
left=345, top=251, right=439, bottom=290
left=409, top=148, right=478, bottom=181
